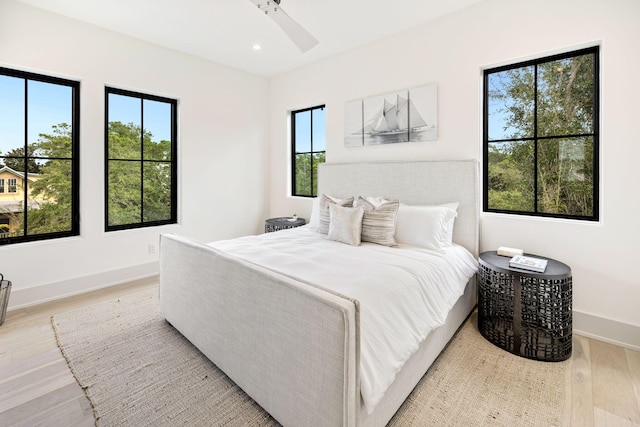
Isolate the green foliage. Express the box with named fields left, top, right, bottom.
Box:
left=8, top=123, right=75, bottom=236
left=107, top=121, right=172, bottom=226
left=295, top=151, right=325, bottom=197
left=487, top=143, right=534, bottom=212
left=1, top=145, right=41, bottom=174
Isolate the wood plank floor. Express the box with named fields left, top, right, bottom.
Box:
left=0, top=278, right=639, bottom=426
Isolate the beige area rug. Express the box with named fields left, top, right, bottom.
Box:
left=52, top=288, right=567, bottom=426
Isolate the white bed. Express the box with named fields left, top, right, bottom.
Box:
left=159, top=160, right=479, bottom=426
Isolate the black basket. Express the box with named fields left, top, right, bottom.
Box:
left=0, top=273, right=11, bottom=326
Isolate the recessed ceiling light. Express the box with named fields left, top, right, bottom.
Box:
left=252, top=43, right=262, bottom=51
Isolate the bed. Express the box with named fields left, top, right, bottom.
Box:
left=159, top=159, right=479, bottom=426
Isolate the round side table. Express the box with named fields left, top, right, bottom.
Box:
left=265, top=217, right=306, bottom=233
left=477, top=251, right=572, bottom=362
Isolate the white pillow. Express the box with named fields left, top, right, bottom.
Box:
left=308, top=197, right=320, bottom=229
left=318, top=194, right=354, bottom=234
left=440, top=202, right=459, bottom=246
left=328, top=204, right=364, bottom=246
left=395, top=204, right=458, bottom=250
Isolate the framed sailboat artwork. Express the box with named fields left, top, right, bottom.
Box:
left=343, top=84, right=438, bottom=147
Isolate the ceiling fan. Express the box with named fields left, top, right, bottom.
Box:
left=249, top=0, right=319, bottom=53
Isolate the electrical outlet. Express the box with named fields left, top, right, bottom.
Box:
left=148, top=244, right=156, bottom=254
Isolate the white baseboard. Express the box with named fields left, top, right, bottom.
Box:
left=6, top=262, right=159, bottom=311
left=573, top=310, right=640, bottom=352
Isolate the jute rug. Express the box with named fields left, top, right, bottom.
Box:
left=52, top=287, right=567, bottom=426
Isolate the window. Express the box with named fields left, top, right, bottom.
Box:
left=0, top=67, right=80, bottom=245
left=483, top=46, right=599, bottom=221
left=291, top=105, right=325, bottom=197
left=7, top=179, right=17, bottom=193
left=105, top=88, right=177, bottom=231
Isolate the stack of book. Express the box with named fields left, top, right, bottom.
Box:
left=509, top=255, right=548, bottom=273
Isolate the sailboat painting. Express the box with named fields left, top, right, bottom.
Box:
left=343, top=84, right=438, bottom=147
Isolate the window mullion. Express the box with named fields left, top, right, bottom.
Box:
left=140, top=99, right=145, bottom=224
left=310, top=109, right=314, bottom=197
left=22, top=79, right=29, bottom=236
left=291, top=112, right=297, bottom=195
left=533, top=64, right=539, bottom=215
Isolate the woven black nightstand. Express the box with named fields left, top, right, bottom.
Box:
left=477, top=251, right=572, bottom=362
left=265, top=217, right=306, bottom=233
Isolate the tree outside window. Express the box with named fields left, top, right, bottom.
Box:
left=292, top=105, right=325, bottom=197
left=484, top=47, right=599, bottom=221
left=105, top=88, right=177, bottom=231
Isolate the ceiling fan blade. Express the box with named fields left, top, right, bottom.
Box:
left=268, top=7, right=318, bottom=52
left=249, top=0, right=319, bottom=53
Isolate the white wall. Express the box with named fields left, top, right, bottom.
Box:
left=268, top=0, right=640, bottom=347
left=1, top=0, right=270, bottom=308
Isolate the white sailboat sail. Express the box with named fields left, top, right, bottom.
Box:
left=362, top=94, right=427, bottom=135
left=396, top=95, right=409, bottom=130
left=408, top=97, right=427, bottom=129
left=383, top=99, right=399, bottom=130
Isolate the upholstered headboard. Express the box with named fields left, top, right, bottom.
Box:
left=318, top=160, right=479, bottom=257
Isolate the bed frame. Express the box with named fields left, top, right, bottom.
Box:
left=159, top=160, right=479, bottom=426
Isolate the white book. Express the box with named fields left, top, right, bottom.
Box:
left=509, top=255, right=548, bottom=273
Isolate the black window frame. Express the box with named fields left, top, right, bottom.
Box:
left=291, top=104, right=326, bottom=198
left=0, top=67, right=80, bottom=246
left=483, top=46, right=600, bottom=221
left=104, top=87, right=178, bottom=232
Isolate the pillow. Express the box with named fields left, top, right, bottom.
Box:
left=395, top=204, right=458, bottom=250
left=308, top=197, right=320, bottom=229
left=364, top=196, right=390, bottom=207
left=328, top=204, right=364, bottom=246
left=318, top=194, right=354, bottom=234
left=354, top=197, right=399, bottom=246
left=440, top=202, right=459, bottom=246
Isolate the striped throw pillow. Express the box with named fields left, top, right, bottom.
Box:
left=355, top=197, right=399, bottom=246
left=318, top=194, right=354, bottom=234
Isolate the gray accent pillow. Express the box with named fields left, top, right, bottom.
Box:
left=355, top=197, right=400, bottom=246
left=318, top=194, right=354, bottom=234
left=328, top=204, right=364, bottom=246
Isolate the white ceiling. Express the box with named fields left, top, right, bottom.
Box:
left=15, top=0, right=485, bottom=77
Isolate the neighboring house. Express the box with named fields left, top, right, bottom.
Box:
left=0, top=166, right=41, bottom=238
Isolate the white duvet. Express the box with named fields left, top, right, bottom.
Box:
left=209, top=226, right=478, bottom=414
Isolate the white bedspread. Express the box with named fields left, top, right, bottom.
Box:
left=209, top=226, right=478, bottom=414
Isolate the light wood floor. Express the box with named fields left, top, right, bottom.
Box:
left=1, top=278, right=639, bottom=426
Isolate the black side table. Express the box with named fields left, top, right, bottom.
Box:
left=265, top=217, right=306, bottom=233
left=477, top=251, right=572, bottom=362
